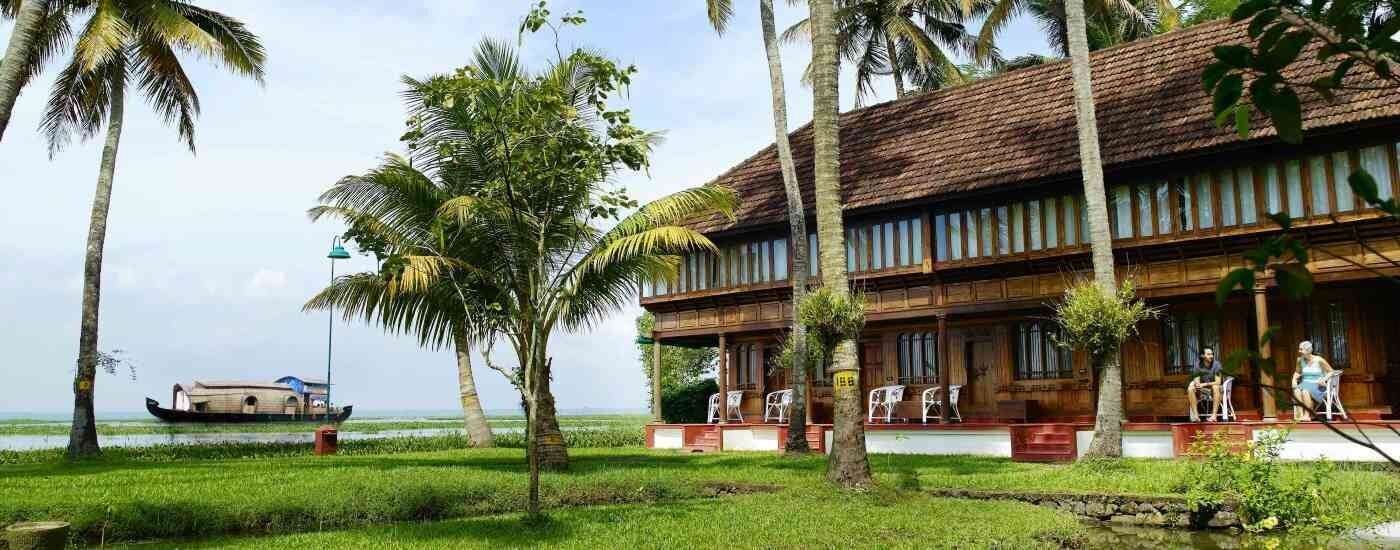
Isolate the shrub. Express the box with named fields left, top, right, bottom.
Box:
left=1052, top=279, right=1157, bottom=358
left=1184, top=430, right=1339, bottom=531
left=797, top=287, right=866, bottom=370
left=659, top=378, right=718, bottom=424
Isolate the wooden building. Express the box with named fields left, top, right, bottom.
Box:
left=641, top=20, right=1400, bottom=460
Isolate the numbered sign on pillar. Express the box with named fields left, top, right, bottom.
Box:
left=833, top=371, right=857, bottom=395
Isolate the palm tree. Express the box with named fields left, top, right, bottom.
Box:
left=705, top=0, right=813, bottom=453
left=304, top=157, right=497, bottom=447
left=322, top=39, right=736, bottom=516
left=973, top=0, right=1177, bottom=60
left=785, top=0, right=995, bottom=106
left=1063, top=0, right=1122, bottom=458
left=810, top=0, right=872, bottom=487
left=41, top=0, right=265, bottom=458
left=0, top=0, right=69, bottom=142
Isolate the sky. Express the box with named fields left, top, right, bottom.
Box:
left=0, top=1, right=1051, bottom=416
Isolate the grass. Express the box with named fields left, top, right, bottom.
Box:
left=3, top=444, right=1397, bottom=548
left=0, top=414, right=650, bottom=436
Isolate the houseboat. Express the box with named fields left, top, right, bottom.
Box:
left=146, top=376, right=352, bottom=422
left=642, top=20, right=1400, bottom=462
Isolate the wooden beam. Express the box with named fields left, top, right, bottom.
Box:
left=651, top=334, right=663, bottom=423
left=1253, top=283, right=1278, bottom=420
left=938, top=313, right=950, bottom=424
left=718, top=333, right=729, bottom=425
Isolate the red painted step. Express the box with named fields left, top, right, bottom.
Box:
left=1010, top=424, right=1077, bottom=463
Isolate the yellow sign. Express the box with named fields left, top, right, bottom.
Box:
left=832, top=371, right=857, bottom=394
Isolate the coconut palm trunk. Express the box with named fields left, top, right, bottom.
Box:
left=811, top=0, right=871, bottom=487
left=1064, top=0, right=1122, bottom=458
left=0, top=0, right=48, bottom=142
left=532, top=357, right=568, bottom=470
left=68, top=82, right=123, bottom=458
left=452, top=326, right=495, bottom=447
left=755, top=0, right=812, bottom=454
left=883, top=32, right=907, bottom=98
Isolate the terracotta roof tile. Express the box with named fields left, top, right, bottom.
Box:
left=689, top=19, right=1400, bottom=234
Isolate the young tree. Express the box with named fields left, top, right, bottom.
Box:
left=1063, top=0, right=1125, bottom=458
left=41, top=0, right=265, bottom=458
left=636, top=312, right=717, bottom=411
left=809, top=0, right=873, bottom=487
left=704, top=0, right=814, bottom=453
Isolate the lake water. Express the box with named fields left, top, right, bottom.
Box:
left=1082, top=522, right=1400, bottom=549
left=0, top=427, right=512, bottom=451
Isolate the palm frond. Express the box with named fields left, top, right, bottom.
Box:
left=71, top=0, right=128, bottom=72
left=166, top=1, right=267, bottom=84
left=40, top=53, right=125, bottom=156
left=706, top=0, right=733, bottom=34
left=131, top=27, right=199, bottom=151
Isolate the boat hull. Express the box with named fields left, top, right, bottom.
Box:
left=145, top=398, right=352, bottom=423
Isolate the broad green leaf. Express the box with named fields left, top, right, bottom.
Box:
left=1212, top=45, right=1253, bottom=68
left=1213, top=74, right=1245, bottom=118
left=1249, top=9, right=1281, bottom=37
left=1260, top=31, right=1313, bottom=71
left=1235, top=103, right=1252, bottom=138
left=1217, top=268, right=1255, bottom=306
left=1202, top=62, right=1231, bottom=93
left=1331, top=58, right=1357, bottom=86
left=1270, top=87, right=1303, bottom=143
left=1348, top=169, right=1381, bottom=204
left=1273, top=263, right=1314, bottom=299
left=1231, top=0, right=1275, bottom=21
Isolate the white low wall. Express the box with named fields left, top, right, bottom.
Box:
left=652, top=428, right=683, bottom=450
left=722, top=427, right=781, bottom=451
left=1259, top=428, right=1400, bottom=462
left=865, top=429, right=1012, bottom=456
left=1076, top=430, right=1175, bottom=459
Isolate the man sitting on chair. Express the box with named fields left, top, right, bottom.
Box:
left=1186, top=346, right=1223, bottom=422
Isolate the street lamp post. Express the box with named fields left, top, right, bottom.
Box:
left=325, top=237, right=351, bottom=420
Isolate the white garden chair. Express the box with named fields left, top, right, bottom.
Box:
left=1320, top=370, right=1348, bottom=421
left=763, top=389, right=793, bottom=423
left=1190, top=376, right=1236, bottom=422
left=921, top=385, right=962, bottom=423
left=707, top=390, right=746, bottom=423
left=867, top=385, right=905, bottom=424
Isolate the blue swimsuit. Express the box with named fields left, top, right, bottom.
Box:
left=1297, top=356, right=1327, bottom=403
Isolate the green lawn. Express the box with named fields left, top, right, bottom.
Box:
left=0, top=414, right=650, bottom=436
left=3, top=446, right=1397, bottom=548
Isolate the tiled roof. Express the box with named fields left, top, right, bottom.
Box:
left=689, top=19, right=1400, bottom=234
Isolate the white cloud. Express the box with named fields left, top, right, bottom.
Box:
left=243, top=269, right=288, bottom=300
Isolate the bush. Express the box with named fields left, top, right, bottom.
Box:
left=1052, top=278, right=1157, bottom=358
left=661, top=378, right=718, bottom=424
left=1184, top=430, right=1339, bottom=532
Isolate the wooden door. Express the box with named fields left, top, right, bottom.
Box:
left=963, top=338, right=998, bottom=415
left=859, top=340, right=886, bottom=414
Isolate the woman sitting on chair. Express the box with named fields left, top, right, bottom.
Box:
left=1291, top=340, right=1335, bottom=421
left=1186, top=347, right=1223, bottom=422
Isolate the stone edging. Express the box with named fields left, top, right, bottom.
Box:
left=928, top=489, right=1240, bottom=529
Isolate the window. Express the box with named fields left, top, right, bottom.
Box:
left=949, top=213, right=963, bottom=260
left=1137, top=184, right=1155, bottom=237
left=1112, top=185, right=1132, bottom=239
left=871, top=224, right=885, bottom=269
left=1153, top=181, right=1171, bottom=233
left=1219, top=170, right=1238, bottom=227
left=1044, top=198, right=1059, bottom=248
left=1332, top=151, right=1355, bottom=212
left=1196, top=173, right=1214, bottom=229
left=774, top=238, right=789, bottom=280
left=1079, top=195, right=1090, bottom=244
left=1365, top=144, right=1394, bottom=201
left=1285, top=159, right=1305, bottom=218
left=733, top=344, right=762, bottom=389
left=1238, top=166, right=1257, bottom=224
left=1175, top=177, right=1195, bottom=232
left=1265, top=162, right=1283, bottom=214
left=896, top=332, right=938, bottom=384
left=1163, top=312, right=1220, bottom=376
left=1029, top=200, right=1043, bottom=250
left=1012, top=203, right=1027, bottom=253
left=909, top=217, right=924, bottom=264
left=808, top=232, right=819, bottom=277
left=1303, top=301, right=1350, bottom=369
left=980, top=208, right=994, bottom=256
left=965, top=211, right=980, bottom=259
left=1309, top=156, right=1330, bottom=216
left=1014, top=321, right=1074, bottom=380
left=1061, top=198, right=1078, bottom=247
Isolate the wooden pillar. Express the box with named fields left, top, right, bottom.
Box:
left=651, top=334, right=663, bottom=423
left=938, top=313, right=951, bottom=424
left=1253, top=283, right=1278, bottom=419
left=718, top=333, right=729, bottom=424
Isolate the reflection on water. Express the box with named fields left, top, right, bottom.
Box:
left=1083, top=523, right=1399, bottom=549
left=0, top=427, right=526, bottom=451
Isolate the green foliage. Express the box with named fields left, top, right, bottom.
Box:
left=1184, top=430, right=1342, bottom=531
left=1203, top=0, right=1400, bottom=144
left=635, top=313, right=717, bottom=407
left=797, top=287, right=866, bottom=370
left=1051, top=279, right=1158, bottom=358
left=659, top=378, right=719, bottom=424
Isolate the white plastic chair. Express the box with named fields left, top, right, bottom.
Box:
left=867, top=385, right=905, bottom=424
left=1321, top=370, right=1348, bottom=421
left=707, top=390, right=746, bottom=423
left=921, top=385, right=962, bottom=423
left=1190, top=376, right=1236, bottom=422
left=763, top=389, right=793, bottom=423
